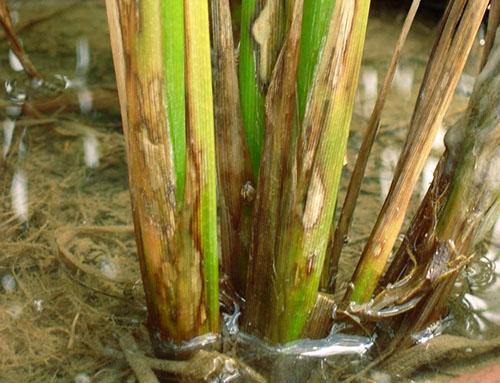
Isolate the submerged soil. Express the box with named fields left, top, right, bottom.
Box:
left=0, top=1, right=498, bottom=382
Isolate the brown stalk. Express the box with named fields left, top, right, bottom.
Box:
left=358, top=31, right=499, bottom=334
left=210, top=0, right=254, bottom=296
left=244, top=0, right=304, bottom=337
left=106, top=1, right=179, bottom=342
left=323, top=0, right=421, bottom=293
left=346, top=0, right=490, bottom=304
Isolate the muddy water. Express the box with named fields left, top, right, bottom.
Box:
left=0, top=1, right=498, bottom=382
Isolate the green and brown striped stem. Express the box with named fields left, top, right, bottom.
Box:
left=239, top=0, right=288, bottom=174
left=244, top=0, right=305, bottom=338
left=210, top=0, right=254, bottom=296
left=105, top=0, right=219, bottom=346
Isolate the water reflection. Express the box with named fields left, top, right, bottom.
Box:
left=393, top=64, right=414, bottom=99
left=464, top=218, right=500, bottom=332
left=359, top=66, right=378, bottom=118
left=419, top=155, right=439, bottom=201
left=83, top=132, right=100, bottom=168
left=75, top=36, right=90, bottom=76
left=379, top=145, right=400, bottom=200
left=2, top=118, right=15, bottom=158
left=10, top=170, right=28, bottom=223
left=78, top=88, right=93, bottom=115
left=1, top=273, right=17, bottom=293
left=8, top=49, right=23, bottom=72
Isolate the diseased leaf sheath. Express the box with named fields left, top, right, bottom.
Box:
left=162, top=0, right=186, bottom=203
left=107, top=0, right=179, bottom=340
left=297, top=0, right=336, bottom=124
left=239, top=0, right=288, bottom=174
left=244, top=0, right=304, bottom=338
left=105, top=0, right=219, bottom=345
left=347, top=0, right=490, bottom=304
left=184, top=0, right=220, bottom=334
left=270, top=0, right=370, bottom=343
left=387, top=43, right=499, bottom=348
left=210, top=0, right=254, bottom=296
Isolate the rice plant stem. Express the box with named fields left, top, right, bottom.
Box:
left=347, top=0, right=489, bottom=304
left=268, top=0, right=370, bottom=343
left=323, top=0, right=421, bottom=292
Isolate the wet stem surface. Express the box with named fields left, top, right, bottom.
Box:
left=0, top=1, right=498, bottom=382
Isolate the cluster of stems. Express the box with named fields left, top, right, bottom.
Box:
left=103, top=0, right=495, bottom=352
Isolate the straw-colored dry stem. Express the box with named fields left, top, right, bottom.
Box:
left=323, top=0, right=421, bottom=292
left=355, top=30, right=499, bottom=334
left=347, top=0, right=489, bottom=304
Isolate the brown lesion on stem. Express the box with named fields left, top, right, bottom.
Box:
left=210, top=0, right=254, bottom=296
left=244, top=0, right=304, bottom=338
left=106, top=1, right=215, bottom=345
left=251, top=0, right=288, bottom=89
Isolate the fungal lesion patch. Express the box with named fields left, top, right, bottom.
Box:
left=302, top=168, right=325, bottom=229
left=251, top=1, right=280, bottom=85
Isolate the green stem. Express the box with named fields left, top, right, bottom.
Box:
left=162, top=0, right=186, bottom=204
left=297, top=0, right=335, bottom=123
left=184, top=0, right=220, bottom=333
left=269, top=0, right=371, bottom=343
left=239, top=0, right=287, bottom=175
